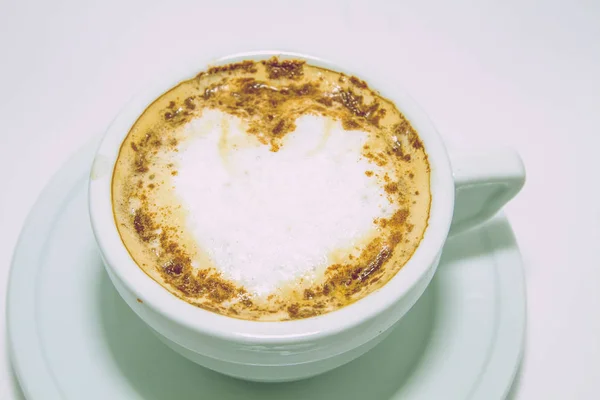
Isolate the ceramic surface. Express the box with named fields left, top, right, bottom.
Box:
left=87, top=51, right=524, bottom=381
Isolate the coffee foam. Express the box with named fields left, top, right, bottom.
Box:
left=111, top=58, right=431, bottom=321
left=173, top=110, right=392, bottom=297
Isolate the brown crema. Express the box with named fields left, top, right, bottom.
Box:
left=112, top=57, right=431, bottom=321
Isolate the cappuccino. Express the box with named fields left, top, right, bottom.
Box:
left=112, top=58, right=430, bottom=321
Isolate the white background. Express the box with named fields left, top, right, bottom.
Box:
left=1, top=0, right=599, bottom=398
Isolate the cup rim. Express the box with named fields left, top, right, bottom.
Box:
left=88, top=50, right=455, bottom=344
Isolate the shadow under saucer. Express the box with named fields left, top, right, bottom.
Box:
left=97, top=266, right=436, bottom=400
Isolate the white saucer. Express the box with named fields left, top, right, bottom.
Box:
left=7, top=140, right=525, bottom=400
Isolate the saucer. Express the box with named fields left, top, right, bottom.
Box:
left=7, top=139, right=525, bottom=400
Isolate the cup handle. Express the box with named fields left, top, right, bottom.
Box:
left=448, top=148, right=525, bottom=236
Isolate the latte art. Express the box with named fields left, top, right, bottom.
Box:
left=112, top=58, right=431, bottom=321
left=175, top=112, right=393, bottom=297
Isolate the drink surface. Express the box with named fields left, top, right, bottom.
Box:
left=112, top=58, right=431, bottom=321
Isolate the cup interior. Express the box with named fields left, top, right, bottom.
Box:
left=88, top=50, right=455, bottom=343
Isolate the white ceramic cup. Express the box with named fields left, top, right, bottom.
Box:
left=89, top=51, right=525, bottom=382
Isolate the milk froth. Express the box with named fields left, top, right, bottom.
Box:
left=174, top=111, right=392, bottom=297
